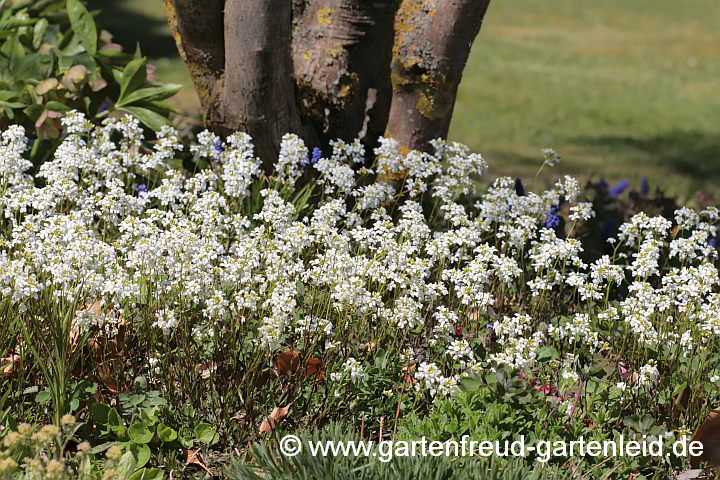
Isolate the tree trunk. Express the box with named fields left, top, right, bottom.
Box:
left=166, top=0, right=492, bottom=165
left=291, top=0, right=397, bottom=147
left=163, top=0, right=224, bottom=125
left=385, top=0, right=492, bottom=152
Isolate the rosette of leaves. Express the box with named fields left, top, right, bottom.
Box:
left=0, top=0, right=181, bottom=163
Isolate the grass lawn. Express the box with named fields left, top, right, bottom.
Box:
left=89, top=0, right=720, bottom=200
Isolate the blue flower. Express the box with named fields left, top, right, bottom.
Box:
left=608, top=179, right=629, bottom=197
left=710, top=237, right=718, bottom=248
left=135, top=184, right=148, bottom=194
left=514, top=178, right=525, bottom=196
left=301, top=147, right=323, bottom=168
left=98, top=102, right=109, bottom=113
left=545, top=205, right=561, bottom=229
left=640, top=177, right=649, bottom=195
left=212, top=139, right=225, bottom=153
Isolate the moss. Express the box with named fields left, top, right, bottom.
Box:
left=316, top=7, right=333, bottom=25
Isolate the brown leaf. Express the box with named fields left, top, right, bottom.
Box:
left=691, top=406, right=720, bottom=468
left=185, top=449, right=213, bottom=475
left=197, top=362, right=217, bottom=380
left=1, top=354, right=20, bottom=378
left=275, top=350, right=324, bottom=379
left=403, top=363, right=417, bottom=385
left=673, top=386, right=691, bottom=412
left=259, top=403, right=292, bottom=434
left=306, top=357, right=325, bottom=380
left=275, top=350, right=301, bottom=375
left=230, top=412, right=247, bottom=422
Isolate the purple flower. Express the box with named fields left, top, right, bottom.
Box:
left=608, top=179, right=629, bottom=197
left=514, top=178, right=525, bottom=196
left=640, top=177, right=649, bottom=195
left=301, top=147, right=323, bottom=168
left=545, top=205, right=561, bottom=229
left=710, top=237, right=718, bottom=248
left=98, top=102, right=109, bottom=113
left=212, top=139, right=225, bottom=153
left=135, top=184, right=148, bottom=193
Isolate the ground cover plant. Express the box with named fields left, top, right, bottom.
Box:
left=0, top=112, right=720, bottom=478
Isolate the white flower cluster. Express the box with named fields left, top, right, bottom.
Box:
left=0, top=112, right=718, bottom=403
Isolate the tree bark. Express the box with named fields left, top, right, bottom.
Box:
left=223, top=0, right=312, bottom=166
left=385, top=0, right=492, bottom=152
left=291, top=0, right=397, bottom=148
left=166, top=0, right=492, bottom=163
left=163, top=0, right=225, bottom=126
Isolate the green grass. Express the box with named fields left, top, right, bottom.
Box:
left=88, top=0, right=720, bottom=199
left=450, top=0, right=720, bottom=199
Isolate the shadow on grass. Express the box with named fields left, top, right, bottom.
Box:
left=576, top=131, right=720, bottom=182
left=87, top=0, right=177, bottom=59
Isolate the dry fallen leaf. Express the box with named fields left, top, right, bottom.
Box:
left=230, top=412, right=247, bottom=422
left=691, top=406, right=720, bottom=468
left=275, top=350, right=302, bottom=374
left=403, top=363, right=417, bottom=385
left=259, top=403, right=292, bottom=434
left=2, top=354, right=20, bottom=378
left=197, top=362, right=217, bottom=380
left=673, top=386, right=692, bottom=412
left=306, top=357, right=325, bottom=380
left=675, top=469, right=706, bottom=480
left=185, top=449, right=213, bottom=476
left=275, top=350, right=324, bottom=379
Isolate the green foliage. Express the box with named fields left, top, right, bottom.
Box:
left=226, top=423, right=565, bottom=480
left=0, top=0, right=179, bottom=162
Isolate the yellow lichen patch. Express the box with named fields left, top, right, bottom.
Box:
left=326, top=44, right=346, bottom=59
left=337, top=73, right=359, bottom=98
left=415, top=72, right=452, bottom=119
left=303, top=51, right=313, bottom=61
left=317, top=7, right=333, bottom=25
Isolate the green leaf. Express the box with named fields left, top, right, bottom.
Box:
left=116, top=84, right=182, bottom=107
left=536, top=346, right=559, bottom=363
left=14, top=53, right=54, bottom=81
left=44, top=100, right=71, bottom=112
left=23, top=104, right=43, bottom=120
left=89, top=401, right=110, bottom=425
left=116, top=451, right=137, bottom=480
left=118, top=57, right=146, bottom=100
left=35, top=390, right=51, bottom=404
left=0, top=100, right=27, bottom=109
left=156, top=423, right=177, bottom=443
left=459, top=375, right=483, bottom=392
left=118, top=106, right=169, bottom=131
left=66, top=0, right=96, bottom=54
left=131, top=443, right=151, bottom=468
left=194, top=423, right=218, bottom=445
left=129, top=469, right=163, bottom=480
left=107, top=407, right=124, bottom=427
left=33, top=18, right=49, bottom=49
left=128, top=422, right=154, bottom=444
left=89, top=441, right=118, bottom=455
